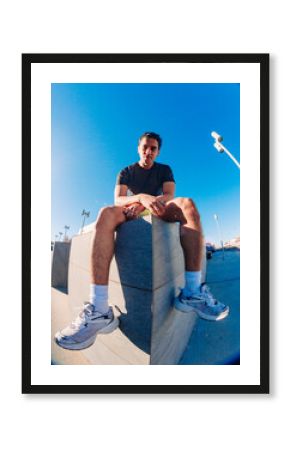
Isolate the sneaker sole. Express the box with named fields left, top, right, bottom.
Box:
left=174, top=298, right=229, bottom=321
left=97, top=317, right=120, bottom=334
left=54, top=318, right=119, bottom=350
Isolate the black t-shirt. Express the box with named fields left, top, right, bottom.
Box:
left=116, top=162, right=175, bottom=196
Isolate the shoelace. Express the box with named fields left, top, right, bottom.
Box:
left=183, top=284, right=217, bottom=306
left=199, top=285, right=217, bottom=306
left=71, top=303, right=94, bottom=330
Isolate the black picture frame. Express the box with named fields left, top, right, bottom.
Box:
left=22, top=53, right=269, bottom=394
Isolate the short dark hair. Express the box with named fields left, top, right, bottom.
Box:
left=138, top=131, right=162, bottom=149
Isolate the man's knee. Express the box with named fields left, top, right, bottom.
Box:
left=96, top=206, right=125, bottom=227
left=176, top=197, right=200, bottom=220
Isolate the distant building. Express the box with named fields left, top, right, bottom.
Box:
left=224, top=236, right=240, bottom=249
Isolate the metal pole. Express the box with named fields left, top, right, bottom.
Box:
left=80, top=210, right=85, bottom=233
left=221, top=145, right=240, bottom=169
left=211, top=131, right=240, bottom=169
left=64, top=225, right=70, bottom=241
left=80, top=210, right=90, bottom=233
left=213, top=214, right=225, bottom=260
left=81, top=215, right=86, bottom=232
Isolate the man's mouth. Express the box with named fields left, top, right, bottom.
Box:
left=142, top=155, right=152, bottom=166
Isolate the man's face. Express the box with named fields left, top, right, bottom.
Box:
left=138, top=137, right=160, bottom=168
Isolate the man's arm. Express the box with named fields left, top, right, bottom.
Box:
left=114, top=184, right=141, bottom=206
left=156, top=181, right=175, bottom=204
left=135, top=181, right=175, bottom=216
left=114, top=184, right=145, bottom=220
left=114, top=181, right=175, bottom=216
left=138, top=181, right=175, bottom=216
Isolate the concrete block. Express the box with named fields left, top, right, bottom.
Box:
left=150, top=217, right=204, bottom=364
left=112, top=215, right=152, bottom=289
left=152, top=217, right=184, bottom=289
left=67, top=233, right=92, bottom=312
left=108, top=282, right=152, bottom=356
left=51, top=242, right=71, bottom=291
left=150, top=274, right=199, bottom=364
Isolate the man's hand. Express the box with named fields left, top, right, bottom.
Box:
left=123, top=202, right=145, bottom=220
left=139, top=194, right=166, bottom=217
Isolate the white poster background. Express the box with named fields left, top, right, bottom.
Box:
left=31, top=62, right=260, bottom=386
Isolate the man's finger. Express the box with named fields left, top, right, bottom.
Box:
left=146, top=204, right=156, bottom=215
left=125, top=211, right=136, bottom=220
left=152, top=202, right=165, bottom=215
left=157, top=203, right=166, bottom=213
left=149, top=204, right=161, bottom=216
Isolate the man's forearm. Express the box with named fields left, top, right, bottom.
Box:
left=156, top=193, right=174, bottom=204
left=115, top=195, right=142, bottom=206
left=115, top=192, right=174, bottom=207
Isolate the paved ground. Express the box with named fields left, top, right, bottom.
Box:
left=180, top=249, right=240, bottom=364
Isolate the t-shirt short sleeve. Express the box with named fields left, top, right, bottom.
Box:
left=116, top=167, right=130, bottom=186
left=162, top=165, right=175, bottom=184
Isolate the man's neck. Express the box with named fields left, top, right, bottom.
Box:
left=138, top=160, right=154, bottom=170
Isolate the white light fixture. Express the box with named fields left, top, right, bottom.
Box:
left=211, top=131, right=240, bottom=169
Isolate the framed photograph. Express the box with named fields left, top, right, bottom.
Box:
left=22, top=53, right=269, bottom=394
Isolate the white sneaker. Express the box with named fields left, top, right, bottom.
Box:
left=174, top=284, right=229, bottom=321
left=54, top=303, right=119, bottom=350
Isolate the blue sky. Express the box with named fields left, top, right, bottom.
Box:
left=52, top=83, right=240, bottom=245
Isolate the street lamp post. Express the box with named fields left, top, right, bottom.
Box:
left=211, top=131, right=240, bottom=169
left=64, top=225, right=70, bottom=241
left=213, top=213, right=225, bottom=260
left=59, top=231, right=63, bottom=241
left=81, top=209, right=90, bottom=233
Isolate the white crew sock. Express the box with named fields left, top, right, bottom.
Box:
left=183, top=271, right=202, bottom=296
left=89, top=284, right=109, bottom=314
